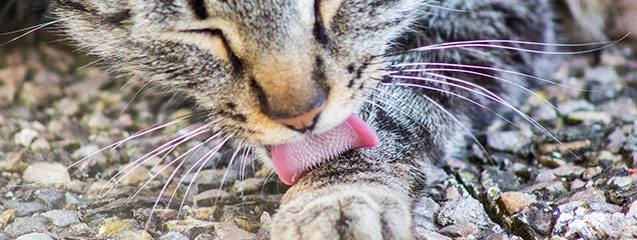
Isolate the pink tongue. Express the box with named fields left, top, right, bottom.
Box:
left=270, top=114, right=379, bottom=185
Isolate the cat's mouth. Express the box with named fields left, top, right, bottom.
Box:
left=267, top=114, right=379, bottom=185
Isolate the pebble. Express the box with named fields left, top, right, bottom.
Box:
left=556, top=100, right=595, bottom=115
left=567, top=187, right=606, bottom=202
left=436, top=197, right=498, bottom=232
left=607, top=128, right=626, bottom=153
left=30, top=137, right=51, bottom=151
left=88, top=113, right=112, bottom=130
left=214, top=222, right=256, bottom=240
left=159, top=231, right=189, bottom=240
left=499, top=192, right=536, bottom=215
left=526, top=181, right=567, bottom=201
left=41, top=210, right=80, bottom=227
left=519, top=203, right=554, bottom=235
left=581, top=166, right=603, bottom=180
left=569, top=179, right=585, bottom=190
left=566, top=111, right=612, bottom=125
left=22, top=162, right=71, bottom=185
left=627, top=201, right=637, bottom=218
left=118, top=165, right=151, bottom=186
left=413, top=197, right=440, bottom=231
left=193, top=189, right=233, bottom=207
left=599, top=97, right=637, bottom=122
left=15, top=233, right=53, bottom=240
left=4, top=216, right=46, bottom=237
left=112, top=230, right=152, bottom=240
left=56, top=98, right=80, bottom=116
left=165, top=218, right=214, bottom=238
left=13, top=128, right=38, bottom=147
left=415, top=229, right=451, bottom=240
left=7, top=200, right=43, bottom=217
left=486, top=131, right=531, bottom=152
left=181, top=169, right=239, bottom=189
left=36, top=188, right=64, bottom=209
left=232, top=178, right=265, bottom=195
left=97, top=220, right=132, bottom=239
left=439, top=221, right=479, bottom=237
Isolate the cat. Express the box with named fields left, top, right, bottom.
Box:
left=53, top=0, right=555, bottom=238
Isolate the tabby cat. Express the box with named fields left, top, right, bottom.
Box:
left=54, top=0, right=554, bottom=238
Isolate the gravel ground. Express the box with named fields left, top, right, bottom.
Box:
left=1, top=36, right=636, bottom=239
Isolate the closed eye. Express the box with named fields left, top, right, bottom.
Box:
left=180, top=28, right=232, bottom=61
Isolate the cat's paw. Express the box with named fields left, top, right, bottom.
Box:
left=270, top=187, right=412, bottom=240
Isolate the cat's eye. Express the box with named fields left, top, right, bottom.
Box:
left=181, top=28, right=232, bottom=61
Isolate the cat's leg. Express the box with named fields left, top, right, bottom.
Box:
left=271, top=156, right=414, bottom=240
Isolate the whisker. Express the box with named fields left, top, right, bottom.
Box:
left=172, top=135, right=233, bottom=217
left=411, top=68, right=559, bottom=111
left=143, top=133, right=228, bottom=229
left=1, top=18, right=69, bottom=47
left=102, top=124, right=211, bottom=196
left=387, top=74, right=580, bottom=160
left=387, top=62, right=584, bottom=91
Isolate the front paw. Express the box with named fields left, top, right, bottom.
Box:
left=270, top=186, right=412, bottom=240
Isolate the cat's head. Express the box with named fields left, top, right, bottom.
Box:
left=56, top=0, right=420, bottom=183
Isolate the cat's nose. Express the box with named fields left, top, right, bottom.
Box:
left=270, top=96, right=325, bottom=133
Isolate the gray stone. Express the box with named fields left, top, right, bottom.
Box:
left=566, top=111, right=611, bottom=125
left=556, top=100, right=594, bottom=115
left=627, top=201, right=637, bottom=218
left=181, top=169, right=239, bottom=189
left=15, top=233, right=53, bottom=240
left=192, top=189, right=234, bottom=207
left=599, top=97, right=637, bottom=122
left=0, top=233, right=10, bottom=240
left=415, top=229, right=451, bottom=240
left=41, top=210, right=80, bottom=227
left=439, top=221, right=479, bottom=237
left=213, top=222, right=255, bottom=240
left=22, top=162, right=71, bottom=185
left=486, top=131, right=531, bottom=152
left=13, top=128, right=38, bottom=147
left=436, top=197, right=499, bottom=232
left=607, top=128, right=627, bottom=153
left=413, top=197, right=440, bottom=231
left=5, top=216, right=46, bottom=237
left=231, top=178, right=265, bottom=195
left=159, top=231, right=189, bottom=240
left=7, top=200, right=43, bottom=217
left=36, top=188, right=64, bottom=209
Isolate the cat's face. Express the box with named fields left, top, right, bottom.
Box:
left=56, top=0, right=419, bottom=171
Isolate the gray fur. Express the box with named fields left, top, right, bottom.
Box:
left=55, top=0, right=554, bottom=238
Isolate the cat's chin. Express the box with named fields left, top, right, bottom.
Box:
left=267, top=114, right=379, bottom=185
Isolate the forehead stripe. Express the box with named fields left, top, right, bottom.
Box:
left=188, top=0, right=209, bottom=20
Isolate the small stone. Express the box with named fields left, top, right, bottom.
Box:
left=69, top=223, right=94, bottom=236
left=582, top=166, right=603, bottom=180
left=192, top=189, right=233, bottom=207
left=0, top=150, right=23, bottom=171
left=15, top=233, right=53, bottom=240
left=566, top=111, right=611, bottom=125
left=570, top=179, right=586, bottom=190
left=526, top=181, right=567, bottom=201
left=165, top=218, right=214, bottom=238
left=599, top=97, right=637, bottom=122
left=436, top=197, right=498, bottom=232
left=97, top=220, right=132, bottom=238
left=6, top=200, right=43, bottom=217
left=13, top=128, right=38, bottom=147
left=485, top=233, right=510, bottom=240
left=439, top=221, right=479, bottom=238
left=4, top=216, right=46, bottom=237
left=41, top=210, right=79, bottom=227
left=415, top=229, right=451, bottom=240
left=88, top=113, right=112, bottom=130
left=36, top=188, right=64, bottom=209
left=159, top=231, right=189, bottom=240
left=56, top=98, right=80, bottom=116
left=607, top=128, right=627, bottom=153
left=596, top=151, right=622, bottom=164
left=567, top=187, right=606, bottom=202
left=627, top=201, right=637, bottom=218
left=538, top=140, right=591, bottom=155
left=214, top=222, right=255, bottom=240
left=191, top=206, right=220, bottom=221
left=609, top=176, right=633, bottom=189
left=181, top=169, right=238, bottom=189
left=149, top=164, right=176, bottom=180
left=499, top=192, right=536, bottom=215
left=112, top=230, right=152, bottom=240
left=22, top=162, right=71, bottom=185
left=30, top=138, right=50, bottom=152
left=556, top=100, right=595, bottom=115
left=231, top=178, right=265, bottom=195
left=486, top=131, right=531, bottom=152
left=118, top=165, right=151, bottom=186
left=520, top=204, right=554, bottom=235
left=532, top=103, right=558, bottom=121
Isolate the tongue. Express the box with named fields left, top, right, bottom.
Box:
left=270, top=114, right=379, bottom=185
